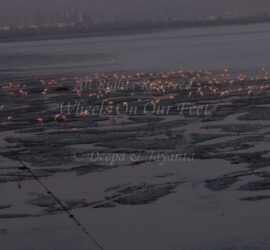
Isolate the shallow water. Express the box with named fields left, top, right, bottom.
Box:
left=1, top=22, right=270, bottom=78
left=1, top=24, right=270, bottom=250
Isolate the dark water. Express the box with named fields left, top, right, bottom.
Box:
left=0, top=22, right=270, bottom=78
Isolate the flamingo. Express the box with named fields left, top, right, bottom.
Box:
left=80, top=110, right=89, bottom=120
left=54, top=114, right=62, bottom=121
left=7, top=116, right=13, bottom=121
left=37, top=118, right=44, bottom=124
left=42, top=89, right=48, bottom=95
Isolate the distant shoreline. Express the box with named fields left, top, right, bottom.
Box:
left=1, top=17, right=270, bottom=44
left=0, top=28, right=162, bottom=44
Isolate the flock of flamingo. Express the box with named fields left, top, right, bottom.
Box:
left=1, top=67, right=270, bottom=129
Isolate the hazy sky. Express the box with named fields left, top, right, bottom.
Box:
left=1, top=0, right=270, bottom=24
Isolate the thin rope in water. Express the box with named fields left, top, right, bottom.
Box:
left=11, top=152, right=104, bottom=250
